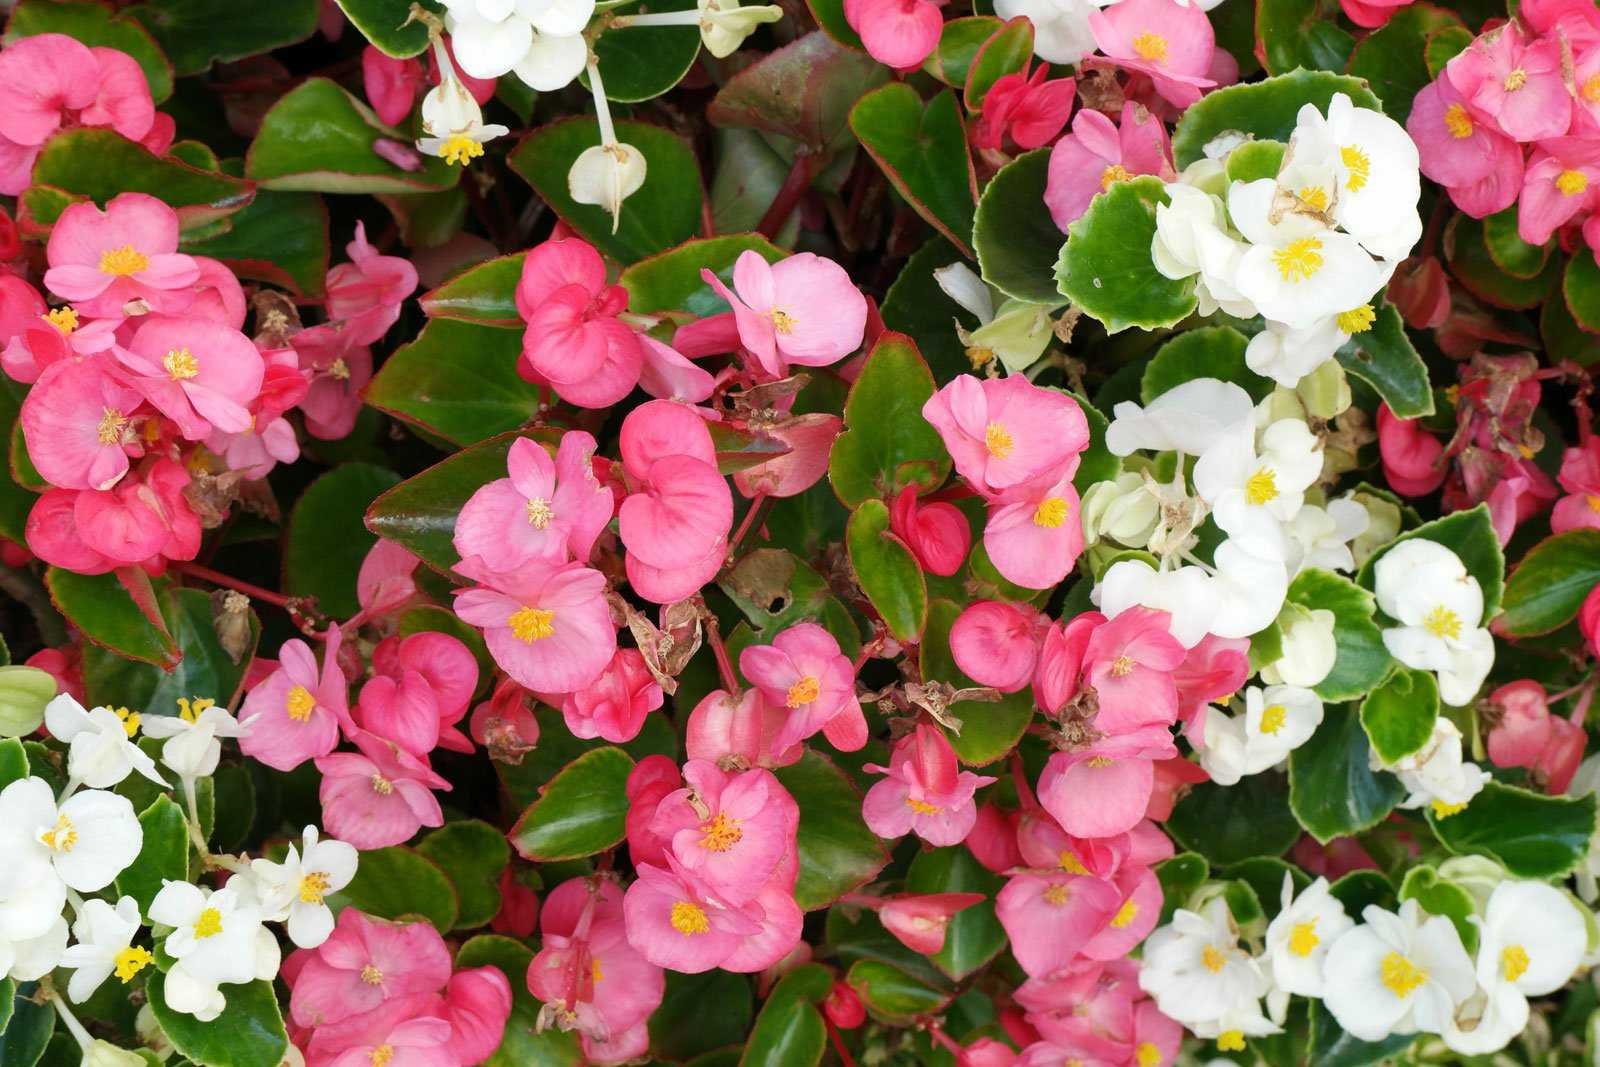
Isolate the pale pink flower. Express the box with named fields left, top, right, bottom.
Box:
left=622, top=860, right=764, bottom=973
left=1088, top=0, right=1217, bottom=108
left=714, top=883, right=805, bottom=974
left=1045, top=103, right=1174, bottom=230
left=454, top=434, right=616, bottom=571
left=950, top=599, right=1048, bottom=693
left=651, top=759, right=800, bottom=904
left=639, top=334, right=716, bottom=403
left=293, top=324, right=370, bottom=440
left=314, top=996, right=455, bottom=1067
left=983, top=471, right=1085, bottom=590
left=842, top=0, right=942, bottom=70
left=240, top=626, right=350, bottom=772
left=862, top=724, right=997, bottom=846
left=879, top=893, right=987, bottom=955
left=733, top=414, right=843, bottom=499
left=1078, top=607, right=1186, bottom=733
left=356, top=538, right=421, bottom=616
left=562, top=648, right=663, bottom=743
left=1339, top=0, right=1416, bottom=27
left=1553, top=438, right=1600, bottom=532
left=1411, top=76, right=1524, bottom=219
left=618, top=401, right=731, bottom=578
left=43, top=194, right=200, bottom=317
left=288, top=909, right=452, bottom=1027
left=452, top=558, right=617, bottom=693
left=114, top=315, right=263, bottom=439
left=20, top=359, right=143, bottom=491
left=922, top=374, right=1089, bottom=496
left=1016, top=811, right=1172, bottom=881
left=1518, top=139, right=1600, bottom=246
left=360, top=631, right=479, bottom=755
left=1173, top=633, right=1250, bottom=725
left=1485, top=679, right=1585, bottom=792
left=1079, top=864, right=1162, bottom=960
left=683, top=688, right=803, bottom=770
left=889, top=485, right=971, bottom=577
left=995, top=871, right=1123, bottom=978
left=701, top=251, right=867, bottom=378
left=739, top=622, right=865, bottom=753
left=325, top=223, right=419, bottom=345
left=1037, top=725, right=1177, bottom=839
left=315, top=730, right=449, bottom=849
left=517, top=237, right=643, bottom=408
left=1445, top=22, right=1571, bottom=142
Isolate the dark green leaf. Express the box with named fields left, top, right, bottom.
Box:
left=1256, top=0, right=1354, bottom=74
left=147, top=974, right=288, bottom=1067
left=621, top=234, right=787, bottom=314
left=972, top=148, right=1065, bottom=305
left=1500, top=529, right=1600, bottom=636
left=83, top=586, right=259, bottom=714
left=651, top=971, right=755, bottom=1061
left=1166, top=772, right=1301, bottom=865
left=1359, top=667, right=1438, bottom=764
left=1289, top=704, right=1406, bottom=843
left=925, top=17, right=1002, bottom=87
left=850, top=85, right=978, bottom=256
left=1483, top=205, right=1552, bottom=279
left=739, top=991, right=826, bottom=1067
left=0, top=739, right=27, bottom=790
left=905, top=847, right=1005, bottom=979
left=1156, top=852, right=1209, bottom=922
left=180, top=188, right=329, bottom=297
left=881, top=237, right=984, bottom=384
left=28, top=129, right=253, bottom=231
left=285, top=462, right=400, bottom=618
left=334, top=0, right=438, bottom=56
left=416, top=819, right=511, bottom=929
left=510, top=746, right=635, bottom=862
left=45, top=568, right=178, bottom=669
left=1308, top=1002, right=1415, bottom=1067
left=1335, top=301, right=1434, bottom=419
left=962, top=17, right=1032, bottom=111
left=1566, top=247, right=1600, bottom=333
left=1055, top=176, right=1197, bottom=332
left=365, top=319, right=542, bottom=446
left=828, top=331, right=951, bottom=507
left=1428, top=781, right=1597, bottom=878
left=116, top=795, right=190, bottom=912
left=847, top=959, right=952, bottom=1023
left=774, top=750, right=889, bottom=910
left=1446, top=213, right=1558, bottom=310
left=591, top=0, right=701, bottom=102
left=129, top=0, right=318, bottom=75
left=1328, top=869, right=1395, bottom=914
left=1398, top=864, right=1479, bottom=953
left=1141, top=326, right=1270, bottom=403
left=1285, top=569, right=1391, bottom=702
left=1344, top=4, right=1465, bottom=123
left=338, top=845, right=460, bottom=930
left=847, top=500, right=928, bottom=643
left=419, top=253, right=525, bottom=327
left=1356, top=503, right=1505, bottom=618
left=0, top=984, right=53, bottom=1067
left=707, top=31, right=887, bottom=154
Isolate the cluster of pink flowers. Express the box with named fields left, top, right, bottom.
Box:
left=283, top=907, right=511, bottom=1067
left=1484, top=679, right=1587, bottom=792
left=2, top=183, right=411, bottom=574
left=1410, top=0, right=1600, bottom=248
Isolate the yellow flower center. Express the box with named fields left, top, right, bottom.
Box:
left=45, top=306, right=78, bottom=334
left=984, top=421, right=1014, bottom=460
left=163, top=347, right=199, bottom=381
left=286, top=684, right=316, bottom=722
left=370, top=1046, right=395, bottom=1067
left=328, top=357, right=351, bottom=381
left=1259, top=704, right=1287, bottom=735
left=114, top=945, right=154, bottom=982
left=1217, top=1031, right=1246, bottom=1052
left=1100, top=163, right=1132, bottom=190
left=1042, top=884, right=1072, bottom=907
left=1132, top=32, right=1168, bottom=62
left=966, top=344, right=995, bottom=369
left=1340, top=145, right=1371, bottom=192
left=299, top=871, right=333, bottom=904
left=671, top=900, right=711, bottom=935
left=1288, top=919, right=1319, bottom=956
left=1109, top=655, right=1136, bottom=677
left=98, top=245, right=148, bottom=276
left=1110, top=899, right=1140, bottom=929
left=698, top=811, right=744, bottom=853
left=1584, top=76, right=1600, bottom=102
left=440, top=135, right=483, bottom=166
left=370, top=773, right=394, bottom=796
left=1201, top=945, right=1227, bottom=973
left=177, top=696, right=215, bottom=724
left=905, top=797, right=943, bottom=816
left=770, top=308, right=796, bottom=334
left=1135, top=1043, right=1162, bottom=1067
left=1273, top=238, right=1324, bottom=282
left=509, top=606, right=556, bottom=642
left=1087, top=755, right=1114, bottom=768
left=1337, top=304, right=1376, bottom=333
left=1059, top=850, right=1089, bottom=874
left=1444, top=103, right=1475, bottom=138
left=1588, top=494, right=1600, bottom=514
left=193, top=907, right=224, bottom=940
left=97, top=408, right=128, bottom=446
left=114, top=707, right=140, bottom=737
left=1423, top=605, right=1462, bottom=640
left=1558, top=169, right=1589, bottom=197
left=1246, top=467, right=1280, bottom=505
left=39, top=813, right=77, bottom=852
left=1503, top=68, right=1527, bottom=91
left=1379, top=951, right=1427, bottom=998
left=1501, top=944, right=1529, bottom=982
left=1431, top=798, right=1468, bottom=818
left=592, top=958, right=604, bottom=983
left=786, top=675, right=821, bottom=708
left=526, top=497, right=552, bottom=529
left=360, top=964, right=384, bottom=985
left=1032, top=496, right=1069, bottom=528
left=1297, top=186, right=1330, bottom=212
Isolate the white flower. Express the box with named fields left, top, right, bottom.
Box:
left=1194, top=418, right=1324, bottom=554
left=148, top=881, right=280, bottom=1022
left=0, top=846, right=66, bottom=952
left=417, top=43, right=512, bottom=166
left=1443, top=880, right=1587, bottom=1055
left=1140, top=898, right=1275, bottom=1035
left=935, top=268, right=1056, bottom=373
left=60, top=897, right=152, bottom=1003
left=993, top=0, right=1098, bottom=64
left=141, top=698, right=245, bottom=780
left=698, top=0, right=783, bottom=57
left=1260, top=607, right=1337, bottom=687
left=1208, top=538, right=1290, bottom=640
left=44, top=694, right=167, bottom=789
left=1096, top=559, right=1218, bottom=648
left=442, top=0, right=594, bottom=78
left=569, top=142, right=647, bottom=234
left=1198, top=684, right=1323, bottom=785
left=1284, top=498, right=1368, bottom=575
left=510, top=28, right=589, bottom=91
left=1374, top=539, right=1495, bottom=706
left=1, top=913, right=67, bottom=982
left=0, top=777, right=142, bottom=892
left=1378, top=718, right=1490, bottom=817
left=1244, top=316, right=1347, bottom=388
left=248, top=826, right=358, bottom=949
left=83, top=1041, right=149, bottom=1067
left=1105, top=377, right=1255, bottom=458
left=1264, top=875, right=1353, bottom=999
left=1152, top=183, right=1258, bottom=318
left=1322, top=898, right=1475, bottom=1042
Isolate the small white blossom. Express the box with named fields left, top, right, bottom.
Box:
left=1260, top=607, right=1337, bottom=687
left=1264, top=875, right=1353, bottom=1001
left=1140, top=897, right=1277, bottom=1045
left=1374, top=539, right=1495, bottom=706
left=248, top=826, right=358, bottom=949
left=416, top=43, right=512, bottom=167
left=1321, top=898, right=1475, bottom=1042
left=45, top=694, right=166, bottom=789
left=141, top=698, right=246, bottom=780
left=0, top=777, right=142, bottom=892
left=60, top=897, right=152, bottom=1003
left=1198, top=684, right=1323, bottom=785
left=148, top=881, right=280, bottom=1022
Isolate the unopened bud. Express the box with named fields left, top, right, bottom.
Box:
left=569, top=142, right=647, bottom=234
left=0, top=665, right=56, bottom=736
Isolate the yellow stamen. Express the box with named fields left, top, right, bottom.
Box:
left=526, top=497, right=552, bottom=529
left=965, top=345, right=995, bottom=369
left=96, top=408, right=128, bottom=446
left=591, top=958, right=604, bottom=983
left=1273, top=238, right=1324, bottom=282
left=1201, top=945, right=1227, bottom=973
left=45, top=307, right=78, bottom=335
left=113, top=945, right=154, bottom=982
left=285, top=685, right=316, bottom=723
left=193, top=907, right=224, bottom=939
left=163, top=347, right=199, bottom=381
left=1217, top=1031, right=1246, bottom=1052
left=905, top=797, right=943, bottom=816
left=1109, top=898, right=1139, bottom=929
left=1503, top=68, right=1527, bottom=91
left=1033, top=497, right=1069, bottom=528
left=698, top=811, right=744, bottom=852
left=360, top=964, right=384, bottom=985
left=1059, top=850, right=1089, bottom=874
left=1246, top=468, right=1279, bottom=505
left=670, top=900, right=711, bottom=935
left=370, top=773, right=394, bottom=796
left=1259, top=704, right=1287, bottom=735
left=1340, top=145, right=1371, bottom=192
left=98, top=245, right=148, bottom=276
left=1087, top=755, right=1114, bottom=768
left=786, top=676, right=821, bottom=708
left=1379, top=951, right=1427, bottom=998
left=1297, top=186, right=1330, bottom=212
left=299, top=871, right=333, bottom=904
left=1288, top=919, right=1319, bottom=956
left=177, top=696, right=214, bottom=724
left=984, top=422, right=1014, bottom=460
left=1109, top=655, right=1136, bottom=677
left=1588, top=494, right=1600, bottom=514
left=1042, top=884, right=1072, bottom=906
left=39, top=813, right=77, bottom=852
left=1423, top=605, right=1462, bottom=640
left=1100, top=163, right=1132, bottom=190
left=1135, top=1043, right=1162, bottom=1067
left=1132, top=32, right=1168, bottom=62
left=114, top=707, right=140, bottom=737
left=1431, top=798, right=1468, bottom=818
left=439, top=135, right=483, bottom=167
left=1558, top=169, right=1589, bottom=197
left=1444, top=103, right=1474, bottom=138
left=509, top=606, right=556, bottom=642
left=1337, top=304, right=1376, bottom=334
left=1584, top=76, right=1600, bottom=102
left=1501, top=944, right=1529, bottom=982
left=328, top=357, right=351, bottom=381
left=770, top=308, right=796, bottom=334
left=370, top=1046, right=394, bottom=1067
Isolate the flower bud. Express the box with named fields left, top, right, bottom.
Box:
left=569, top=142, right=647, bottom=234
left=1296, top=358, right=1351, bottom=420
left=823, top=980, right=866, bottom=1029
left=0, top=665, right=56, bottom=736
left=1348, top=491, right=1402, bottom=568
left=962, top=299, right=1054, bottom=373
left=700, top=0, right=784, bottom=58
left=83, top=1041, right=148, bottom=1067
left=1259, top=604, right=1336, bottom=688
left=1080, top=472, right=1158, bottom=548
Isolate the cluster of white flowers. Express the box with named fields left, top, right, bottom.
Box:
left=1, top=692, right=356, bottom=1054
left=1143, top=871, right=1592, bottom=1056
left=441, top=0, right=594, bottom=91
left=1373, top=539, right=1496, bottom=708
left=1153, top=93, right=1421, bottom=388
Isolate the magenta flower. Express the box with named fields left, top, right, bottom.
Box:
left=622, top=860, right=764, bottom=973
left=325, top=223, right=419, bottom=345
left=26, top=490, right=114, bottom=574
left=974, top=62, right=1077, bottom=153
left=357, top=628, right=485, bottom=757
left=923, top=374, right=1089, bottom=497
left=1172, top=633, right=1250, bottom=724
left=889, top=485, right=971, bottom=577
left=1444, top=20, right=1569, bottom=142
left=950, top=599, right=1048, bottom=693
left=439, top=967, right=512, bottom=1066
left=38, top=457, right=200, bottom=570
left=1087, top=0, right=1217, bottom=108
left=562, top=648, right=664, bottom=743
left=1033, top=613, right=1097, bottom=715
left=517, top=237, right=644, bottom=408
left=700, top=250, right=867, bottom=378
left=627, top=755, right=685, bottom=867
left=684, top=688, right=803, bottom=770
left=362, top=46, right=425, bottom=126
left=454, top=434, right=616, bottom=572
left=995, top=871, right=1123, bottom=979
left=315, top=730, right=450, bottom=849
left=983, top=471, right=1085, bottom=590
left=1553, top=438, right=1600, bottom=532
left=739, top=622, right=864, bottom=753
left=862, top=724, right=997, bottom=846
left=1044, top=103, right=1174, bottom=231
left=1037, top=725, right=1177, bottom=839
left=650, top=759, right=799, bottom=904
left=20, top=359, right=143, bottom=491
left=879, top=893, right=988, bottom=955
left=617, top=401, right=732, bottom=602
left=114, top=315, right=264, bottom=440
left=43, top=194, right=201, bottom=318
left=1518, top=138, right=1600, bottom=246
left=288, top=909, right=452, bottom=1027
left=239, top=626, right=351, bottom=772
left=843, top=0, right=942, bottom=70
left=1377, top=403, right=1447, bottom=497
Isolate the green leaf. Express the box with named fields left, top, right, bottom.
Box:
left=1308, top=1002, right=1415, bottom=1067
left=1359, top=667, right=1439, bottom=764
left=1335, top=301, right=1433, bottom=419
left=285, top=462, right=400, bottom=619
left=129, top=0, right=317, bottom=76
left=972, top=148, right=1066, bottom=305
left=882, top=237, right=986, bottom=384
left=1566, top=248, right=1600, bottom=333
left=590, top=0, right=701, bottom=102
left=1224, top=139, right=1287, bottom=183
left=1542, top=277, right=1600, bottom=366
left=925, top=17, right=1003, bottom=87
left=1424, top=24, right=1472, bottom=75
left=416, top=820, right=511, bottom=930
left=739, top=983, right=827, bottom=1067
left=510, top=746, right=635, bottom=861
left=707, top=31, right=887, bottom=154
left=1165, top=772, right=1301, bottom=865
left=1482, top=205, right=1552, bottom=279
left=365, top=319, right=542, bottom=446
left=147, top=974, right=288, bottom=1067
left=45, top=568, right=178, bottom=669
left=828, top=331, right=950, bottom=507
left=455, top=935, right=584, bottom=1067
left=846, top=500, right=928, bottom=643
left=83, top=585, right=260, bottom=714
left=1256, top=0, right=1354, bottom=74
left=774, top=750, right=889, bottom=910
left=804, top=0, right=865, bottom=52
left=0, top=384, right=36, bottom=547
left=1500, top=530, right=1600, bottom=636
left=334, top=0, right=439, bottom=56
left=1172, top=70, right=1382, bottom=168
left=1357, top=503, right=1505, bottom=619
left=962, top=17, right=1033, bottom=111
left=116, top=795, right=190, bottom=912
left=1428, top=781, right=1597, bottom=878
left=180, top=188, right=329, bottom=297
left=920, top=599, right=1035, bottom=765
left=1055, top=176, right=1197, bottom=332
left=621, top=234, right=787, bottom=314
left=419, top=253, right=525, bottom=327
left=651, top=971, right=755, bottom=1061
left=850, top=85, right=978, bottom=257
left=905, top=847, right=1005, bottom=979
left=1141, top=326, right=1271, bottom=403
left=338, top=845, right=460, bottom=930
left=1398, top=864, right=1479, bottom=953
left=0, top=739, right=27, bottom=789
left=508, top=117, right=704, bottom=265
left=1284, top=568, right=1391, bottom=702
left=1446, top=213, right=1558, bottom=310
left=246, top=78, right=459, bottom=194
left=1156, top=852, right=1209, bottom=922
left=27, top=129, right=253, bottom=231
left=6, top=0, right=174, bottom=101
left=1, top=984, right=54, bottom=1067
left=1328, top=869, right=1396, bottom=914
left=1223, top=856, right=1309, bottom=918
left=847, top=959, right=952, bottom=1024
left=1289, top=704, right=1406, bottom=843
left=1345, top=4, right=1465, bottom=123
left=720, top=549, right=862, bottom=655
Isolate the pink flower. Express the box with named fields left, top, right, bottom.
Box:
left=455, top=434, right=616, bottom=572
left=293, top=324, right=371, bottom=440
left=878, top=893, right=987, bottom=955
left=20, top=359, right=143, bottom=491
left=1033, top=614, right=1096, bottom=715
left=967, top=802, right=1025, bottom=873
left=995, top=871, right=1123, bottom=978
left=983, top=471, right=1085, bottom=589
left=315, top=730, right=449, bottom=849
left=326, top=223, right=419, bottom=345
left=490, top=866, right=539, bottom=937
left=56, top=457, right=200, bottom=568
left=950, top=600, right=1048, bottom=692
left=733, top=414, right=843, bottom=500
left=1339, top=0, right=1415, bottom=27
left=563, top=648, right=664, bottom=743
left=616, top=402, right=730, bottom=602
left=1079, top=865, right=1161, bottom=960
left=517, top=238, right=643, bottom=408
left=1581, top=583, right=1600, bottom=660
left=1037, top=726, right=1177, bottom=839
left=314, top=997, right=455, bottom=1067
left=975, top=62, right=1077, bottom=153
left=368, top=631, right=477, bottom=752
left=1077, top=607, right=1185, bottom=733
left=469, top=678, right=541, bottom=762
left=43, top=194, right=201, bottom=318
left=239, top=626, right=350, bottom=772
left=356, top=538, right=421, bottom=617
left=890, top=485, right=971, bottom=577
left=440, top=967, right=512, bottom=1065
left=622, top=860, right=764, bottom=973
left=862, top=724, right=997, bottom=846
left=651, top=759, right=799, bottom=903
left=1087, top=0, right=1217, bottom=108
left=1485, top=679, right=1585, bottom=792
left=1145, top=756, right=1208, bottom=822
left=1377, top=403, right=1446, bottom=497
left=701, top=251, right=867, bottom=378
left=114, top=315, right=264, bottom=440
left=1045, top=103, right=1174, bottom=231
left=638, top=333, right=716, bottom=404
left=1484, top=457, right=1558, bottom=546
left=1554, top=439, right=1600, bottom=532
left=452, top=559, right=617, bottom=693
left=362, top=46, right=425, bottom=126
left=923, top=374, right=1089, bottom=496
left=289, top=909, right=452, bottom=1027
left=1172, top=634, right=1250, bottom=725
left=843, top=0, right=942, bottom=69
left=1445, top=22, right=1571, bottom=142
left=684, top=688, right=803, bottom=770
left=355, top=667, right=441, bottom=757
left=739, top=622, right=866, bottom=753
left=27, top=490, right=113, bottom=574
left=1518, top=139, right=1600, bottom=246
left=627, top=755, right=684, bottom=867
left=1410, top=78, right=1527, bottom=219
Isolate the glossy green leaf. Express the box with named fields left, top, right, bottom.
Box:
left=720, top=549, right=862, bottom=654
left=334, top=0, right=439, bottom=56
left=847, top=500, right=928, bottom=643
left=180, top=188, right=329, bottom=297
left=850, top=84, right=978, bottom=256
left=1499, top=530, right=1600, bottom=636
left=1, top=984, right=54, bottom=1067
left=1328, top=869, right=1396, bottom=914
left=1172, top=70, right=1382, bottom=168
left=129, top=0, right=318, bottom=75
left=416, top=820, right=511, bottom=930
left=1256, top=0, right=1354, bottom=74
left=829, top=331, right=951, bottom=507
left=905, top=847, right=1005, bottom=980
left=707, top=31, right=887, bottom=154
left=651, top=971, right=755, bottom=1061
left=46, top=568, right=178, bottom=669
left=1224, top=139, right=1286, bottom=183
left=1335, top=301, right=1433, bottom=419
left=1357, top=503, right=1505, bottom=618
left=455, top=935, right=584, bottom=1067
left=1156, top=852, right=1209, bottom=921
left=1398, top=864, right=1479, bottom=953
left=1447, top=213, right=1558, bottom=310
left=848, top=959, right=952, bottom=1023
left=1141, top=326, right=1271, bottom=403
left=1345, top=4, right=1464, bottom=123
left=1284, top=568, right=1391, bottom=702
left=1166, top=772, right=1301, bottom=865
left=882, top=237, right=986, bottom=384
left=925, top=17, right=1003, bottom=87
left=804, top=0, right=864, bottom=51
left=1542, top=278, right=1600, bottom=366
left=1483, top=205, right=1552, bottom=279
left=921, top=599, right=1036, bottom=765
left=147, top=974, right=288, bottom=1067
left=508, top=117, right=704, bottom=265
left=1565, top=247, right=1600, bottom=332
left=116, top=795, right=190, bottom=912
left=511, top=745, right=635, bottom=861
left=591, top=0, right=700, bottom=102
left=621, top=234, right=787, bottom=314
left=0, top=384, right=35, bottom=547
left=419, top=253, right=525, bottom=327
left=1223, top=856, right=1310, bottom=918
left=338, top=845, right=460, bottom=930
left=83, top=585, right=259, bottom=714
left=246, top=78, right=459, bottom=194
left=1056, top=176, right=1197, bottom=332
left=0, top=739, right=26, bottom=790
left=6, top=0, right=174, bottom=101
left=1307, top=1002, right=1415, bottom=1067
left=774, top=750, right=889, bottom=910
left=1289, top=704, right=1406, bottom=843
left=739, top=989, right=826, bottom=1067
left=1428, top=781, right=1597, bottom=878
left=285, top=462, right=400, bottom=618
left=1424, top=24, right=1472, bottom=75
left=963, top=17, right=1032, bottom=111
left=972, top=148, right=1066, bottom=305
left=28, top=129, right=253, bottom=231
left=365, top=319, right=542, bottom=446
left=1359, top=666, right=1438, bottom=764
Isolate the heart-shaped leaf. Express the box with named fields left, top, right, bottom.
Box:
left=847, top=499, right=928, bottom=643
left=365, top=319, right=542, bottom=446
left=1289, top=704, right=1406, bottom=843
left=972, top=147, right=1066, bottom=305
left=1172, top=69, right=1382, bottom=168
left=27, top=129, right=254, bottom=232
left=828, top=331, right=951, bottom=507
left=128, top=0, right=319, bottom=75
left=415, top=820, right=511, bottom=930
left=146, top=973, right=289, bottom=1067
left=1357, top=503, right=1505, bottom=619
left=1499, top=529, right=1600, bottom=636
left=1428, top=782, right=1596, bottom=878
left=591, top=0, right=701, bottom=102
left=1359, top=666, right=1439, bottom=765
left=115, top=794, right=190, bottom=912
left=1056, top=176, right=1197, bottom=332
left=1166, top=772, right=1302, bottom=865
left=338, top=844, right=460, bottom=930
left=1285, top=568, right=1391, bottom=702
left=850, top=85, right=978, bottom=256
left=335, top=0, right=441, bottom=57
left=708, top=31, right=887, bottom=155
left=511, top=745, right=636, bottom=861
left=1142, top=325, right=1272, bottom=403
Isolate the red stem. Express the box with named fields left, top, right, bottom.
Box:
left=729, top=494, right=770, bottom=553
left=824, top=1019, right=858, bottom=1067
left=758, top=153, right=817, bottom=239
left=172, top=561, right=297, bottom=609
left=701, top=606, right=741, bottom=694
